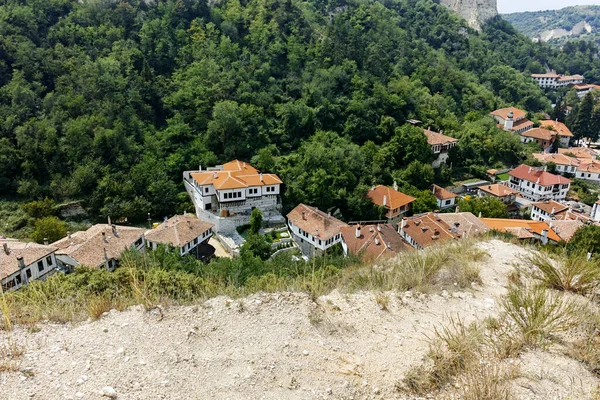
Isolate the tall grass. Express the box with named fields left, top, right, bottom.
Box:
left=501, top=286, right=584, bottom=346
left=526, top=250, right=600, bottom=294
left=0, top=338, right=24, bottom=372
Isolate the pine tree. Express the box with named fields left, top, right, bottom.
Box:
left=572, top=92, right=595, bottom=143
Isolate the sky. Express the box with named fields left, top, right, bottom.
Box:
left=498, top=0, right=600, bottom=14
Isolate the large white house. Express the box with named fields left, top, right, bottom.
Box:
left=490, top=107, right=533, bottom=134
left=423, top=129, right=458, bottom=168
left=532, top=153, right=579, bottom=175
left=1, top=239, right=58, bottom=292
left=184, top=160, right=283, bottom=233
left=507, top=164, right=571, bottom=201
left=52, top=223, right=146, bottom=271
left=531, top=73, right=584, bottom=89
left=145, top=214, right=214, bottom=259
left=287, top=204, right=348, bottom=258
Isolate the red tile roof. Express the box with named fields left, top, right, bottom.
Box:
left=532, top=200, right=569, bottom=215
left=366, top=185, right=415, bottom=210
left=287, top=204, right=348, bottom=241
left=558, top=147, right=599, bottom=159
left=480, top=218, right=562, bottom=242
left=190, top=160, right=282, bottom=190
left=431, top=184, right=457, bottom=201
left=423, top=129, right=457, bottom=146
left=478, top=184, right=519, bottom=198
left=540, top=120, right=573, bottom=137
left=508, top=164, right=572, bottom=186
left=490, top=107, right=527, bottom=120
left=521, top=127, right=556, bottom=141
left=532, top=153, right=579, bottom=166
left=401, top=213, right=460, bottom=248
left=340, top=224, right=411, bottom=261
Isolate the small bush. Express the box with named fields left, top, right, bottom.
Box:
left=0, top=338, right=24, bottom=372
left=459, top=363, right=513, bottom=400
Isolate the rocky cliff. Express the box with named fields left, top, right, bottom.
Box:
left=440, top=0, right=498, bottom=31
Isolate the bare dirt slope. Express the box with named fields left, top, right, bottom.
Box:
left=1, top=240, right=598, bottom=399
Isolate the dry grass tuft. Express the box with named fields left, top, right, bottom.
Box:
left=375, top=293, right=389, bottom=311
left=459, top=363, right=514, bottom=400
left=526, top=250, right=600, bottom=294
left=0, top=338, right=25, bottom=372
left=501, top=285, right=584, bottom=346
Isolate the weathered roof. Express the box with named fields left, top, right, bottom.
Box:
left=437, top=212, right=490, bottom=238
left=532, top=153, right=579, bottom=166
left=508, top=164, right=572, bottom=186
left=401, top=213, right=460, bottom=248
left=431, top=184, right=458, bottom=201
left=511, top=118, right=534, bottom=131
left=490, top=107, right=527, bottom=120
left=145, top=214, right=213, bottom=248
left=340, top=224, right=410, bottom=261
left=520, top=127, right=556, bottom=141
left=532, top=200, right=569, bottom=215
left=557, top=74, right=584, bottom=82
left=287, top=204, right=348, bottom=241
left=478, top=184, right=519, bottom=198
left=52, top=224, right=145, bottom=268
left=366, top=185, right=415, bottom=210
left=531, top=73, right=559, bottom=78
left=479, top=218, right=562, bottom=242
left=423, top=129, right=457, bottom=146
left=549, top=220, right=585, bottom=242
left=0, top=240, right=56, bottom=280
left=577, top=160, right=600, bottom=174
left=558, top=147, right=599, bottom=159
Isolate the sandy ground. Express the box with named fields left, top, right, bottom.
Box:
left=1, top=240, right=598, bottom=399
left=209, top=237, right=232, bottom=258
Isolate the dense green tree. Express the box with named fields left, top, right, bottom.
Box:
left=249, top=208, right=263, bottom=234
left=31, top=216, right=67, bottom=243
left=457, top=196, right=509, bottom=218
left=568, top=225, right=600, bottom=254
left=571, top=92, right=595, bottom=142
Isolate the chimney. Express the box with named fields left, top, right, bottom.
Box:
left=400, top=218, right=407, bottom=232
left=455, top=206, right=460, bottom=213
left=478, top=211, right=482, bottom=218
left=529, top=167, right=532, bottom=173
left=103, top=248, right=109, bottom=271
left=315, top=229, right=319, bottom=237
left=393, top=181, right=398, bottom=191
left=213, top=172, right=218, bottom=179
left=260, top=173, right=263, bottom=182
left=44, top=238, right=48, bottom=245
left=243, top=162, right=246, bottom=169
left=551, top=207, right=556, bottom=214
left=302, top=212, right=306, bottom=220
left=504, top=111, right=514, bottom=131
left=432, top=186, right=436, bottom=195
left=199, top=164, right=202, bottom=171
left=375, top=238, right=380, bottom=246
left=377, top=225, right=381, bottom=232
left=67, top=231, right=71, bottom=239
left=355, top=225, right=361, bottom=238
left=102, top=231, right=108, bottom=243
left=544, top=165, right=547, bottom=172
left=112, top=224, right=118, bottom=237
left=3, top=243, right=8, bottom=255
left=541, top=229, right=549, bottom=245
left=383, top=195, right=387, bottom=207
left=107, top=216, right=111, bottom=226
left=16, top=256, right=25, bottom=269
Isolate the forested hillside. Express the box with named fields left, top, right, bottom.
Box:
left=1, top=0, right=600, bottom=225
left=503, top=6, right=600, bottom=45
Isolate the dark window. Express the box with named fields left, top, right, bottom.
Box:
left=205, top=187, right=209, bottom=193
left=15, top=275, right=22, bottom=284
left=38, top=260, right=44, bottom=272
left=46, top=256, right=52, bottom=266
left=26, top=269, right=32, bottom=279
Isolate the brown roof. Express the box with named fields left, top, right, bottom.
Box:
left=478, top=184, right=519, bottom=198
left=558, top=147, right=599, bottom=159
left=540, top=120, right=574, bottom=137
left=366, top=185, right=415, bottom=210
left=521, top=127, right=556, bottom=141
left=531, top=73, right=559, bottom=78
left=557, top=74, right=584, bottom=82
left=508, top=164, right=572, bottom=186
left=490, top=107, right=527, bottom=120
left=190, top=160, right=282, bottom=190
left=437, top=212, right=490, bottom=238
left=145, top=214, right=213, bottom=248
left=511, top=118, right=534, bottom=131
left=532, top=153, right=579, bottom=166
left=52, top=224, right=145, bottom=268
left=577, top=160, right=600, bottom=174
left=532, top=200, right=569, bottom=215
left=0, top=240, right=56, bottom=280
left=340, top=224, right=410, bottom=261
left=401, top=213, right=460, bottom=248
left=423, top=129, right=457, bottom=146
left=480, top=218, right=562, bottom=242
left=553, top=209, right=595, bottom=223
left=431, top=184, right=457, bottom=200
left=549, top=220, right=585, bottom=242
left=287, top=204, right=348, bottom=241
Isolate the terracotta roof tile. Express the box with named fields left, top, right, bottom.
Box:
left=558, top=147, right=598, bottom=159
left=423, top=129, right=457, bottom=146
left=490, top=107, right=527, bottom=120
left=366, top=185, right=415, bottom=210
left=287, top=204, right=348, bottom=241
left=532, top=200, right=569, bottom=215
left=521, top=127, right=556, bottom=141
left=532, top=153, right=579, bottom=166
left=479, top=218, right=562, bottom=242
left=145, top=214, right=213, bottom=248
left=0, top=240, right=56, bottom=280
left=437, top=212, right=489, bottom=238
left=340, top=224, right=410, bottom=261
left=52, top=224, right=145, bottom=268
left=478, top=184, right=519, bottom=198
left=400, top=213, right=460, bottom=248
left=431, top=184, right=458, bottom=201
left=508, top=164, right=572, bottom=186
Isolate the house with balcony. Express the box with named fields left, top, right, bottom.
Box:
left=183, top=160, right=283, bottom=233
left=490, top=107, right=533, bottom=134
left=0, top=239, right=58, bottom=292
left=52, top=222, right=146, bottom=271
left=423, top=129, right=458, bottom=168
left=366, top=184, right=415, bottom=222
left=145, top=214, right=214, bottom=259
left=530, top=200, right=569, bottom=221
left=532, top=153, right=579, bottom=175
left=507, top=165, right=571, bottom=202
left=287, top=204, right=348, bottom=258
